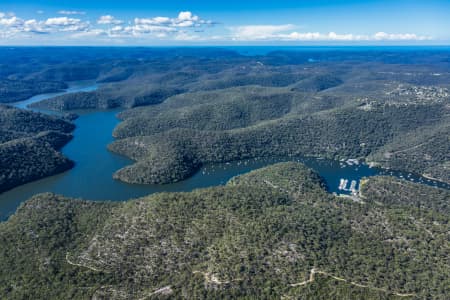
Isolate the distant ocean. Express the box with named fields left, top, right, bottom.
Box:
left=221, top=45, right=450, bottom=56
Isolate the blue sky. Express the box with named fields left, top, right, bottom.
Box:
left=0, top=0, right=449, bottom=45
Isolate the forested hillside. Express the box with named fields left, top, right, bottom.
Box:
left=2, top=48, right=448, bottom=185
left=0, top=162, right=448, bottom=299
left=0, top=105, right=75, bottom=193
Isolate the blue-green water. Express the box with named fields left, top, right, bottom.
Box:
left=1, top=82, right=448, bottom=220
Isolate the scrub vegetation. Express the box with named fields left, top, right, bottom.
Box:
left=0, top=162, right=448, bottom=299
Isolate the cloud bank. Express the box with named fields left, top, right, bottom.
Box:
left=0, top=12, right=90, bottom=36
left=97, top=15, right=123, bottom=25
left=0, top=11, right=433, bottom=44
left=229, top=25, right=431, bottom=41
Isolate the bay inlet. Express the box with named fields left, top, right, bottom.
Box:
left=0, top=82, right=448, bottom=220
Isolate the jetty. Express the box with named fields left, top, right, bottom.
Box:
left=338, top=178, right=359, bottom=195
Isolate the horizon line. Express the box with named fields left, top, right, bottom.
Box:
left=1, top=44, right=450, bottom=48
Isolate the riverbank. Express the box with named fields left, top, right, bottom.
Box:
left=0, top=104, right=76, bottom=194
left=1, top=162, right=448, bottom=299
left=1, top=81, right=449, bottom=221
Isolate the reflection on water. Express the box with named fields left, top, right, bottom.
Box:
left=1, top=82, right=449, bottom=221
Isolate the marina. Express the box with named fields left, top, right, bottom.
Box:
left=0, top=83, right=449, bottom=220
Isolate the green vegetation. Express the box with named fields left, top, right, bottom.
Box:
left=113, top=86, right=294, bottom=138
left=1, top=47, right=449, bottom=300
left=30, top=86, right=183, bottom=111
left=6, top=48, right=446, bottom=185
left=0, top=105, right=75, bottom=193
left=368, top=123, right=450, bottom=183
left=108, top=69, right=449, bottom=185
left=109, top=102, right=447, bottom=184
left=20, top=50, right=434, bottom=186
left=0, top=105, right=74, bottom=134
left=0, top=162, right=448, bottom=299
left=0, top=193, right=116, bottom=299
left=0, top=80, right=67, bottom=103
left=360, top=176, right=450, bottom=214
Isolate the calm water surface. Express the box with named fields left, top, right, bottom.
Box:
left=12, top=81, right=98, bottom=110
left=1, top=82, right=448, bottom=220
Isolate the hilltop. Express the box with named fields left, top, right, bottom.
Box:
left=1, top=48, right=448, bottom=186
left=0, top=105, right=75, bottom=193
left=0, top=162, right=448, bottom=299
left=95, top=50, right=449, bottom=185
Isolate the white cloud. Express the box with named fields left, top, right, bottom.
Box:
left=58, top=10, right=86, bottom=15
left=178, top=11, right=196, bottom=21
left=97, top=15, right=123, bottom=25
left=0, top=13, right=90, bottom=36
left=286, top=32, right=322, bottom=40
left=118, top=11, right=213, bottom=38
left=230, top=24, right=295, bottom=40
left=71, top=29, right=106, bottom=38
left=45, top=17, right=77, bottom=26
left=111, top=26, right=123, bottom=32
left=133, top=11, right=209, bottom=29
left=23, top=19, right=48, bottom=34
left=135, top=16, right=171, bottom=26
left=0, top=16, right=22, bottom=26
left=0, top=10, right=433, bottom=44
left=0, top=12, right=23, bottom=27
left=44, top=17, right=89, bottom=32
left=230, top=25, right=431, bottom=41
left=0, top=10, right=213, bottom=42
left=126, top=22, right=177, bottom=36
left=175, top=11, right=199, bottom=27
left=174, top=31, right=200, bottom=41
left=71, top=11, right=211, bottom=40
left=373, top=32, right=431, bottom=41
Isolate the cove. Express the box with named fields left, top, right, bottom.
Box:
left=0, top=83, right=449, bottom=220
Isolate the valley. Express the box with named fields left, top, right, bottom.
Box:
left=0, top=47, right=449, bottom=299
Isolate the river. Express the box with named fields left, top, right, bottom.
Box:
left=0, top=81, right=448, bottom=220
